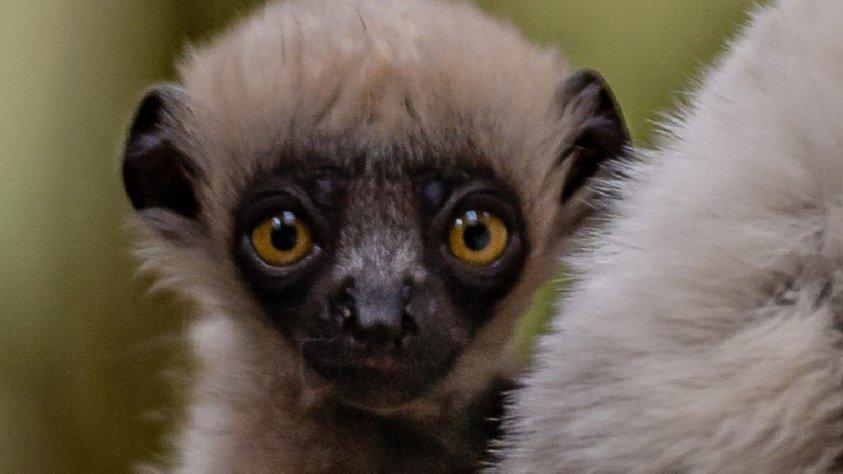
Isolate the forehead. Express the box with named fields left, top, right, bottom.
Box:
left=240, top=147, right=503, bottom=216
left=174, top=0, right=566, bottom=189
left=265, top=143, right=500, bottom=182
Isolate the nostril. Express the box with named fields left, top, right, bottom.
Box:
left=399, top=280, right=419, bottom=335
left=400, top=280, right=413, bottom=303
left=400, top=313, right=417, bottom=336
left=400, top=280, right=421, bottom=326
left=332, top=279, right=357, bottom=329
left=342, top=278, right=357, bottom=299
left=338, top=305, right=354, bottom=329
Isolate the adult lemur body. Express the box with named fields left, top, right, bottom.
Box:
left=121, top=0, right=627, bottom=471
left=498, top=0, right=843, bottom=471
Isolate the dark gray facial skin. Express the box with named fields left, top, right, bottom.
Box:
left=232, top=157, right=529, bottom=408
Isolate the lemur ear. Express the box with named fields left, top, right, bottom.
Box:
left=122, top=85, right=200, bottom=220
left=556, top=69, right=629, bottom=201
left=543, top=69, right=629, bottom=244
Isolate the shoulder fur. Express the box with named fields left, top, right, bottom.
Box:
left=499, top=0, right=843, bottom=471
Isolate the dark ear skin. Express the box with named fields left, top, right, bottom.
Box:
left=122, top=85, right=201, bottom=221
left=556, top=69, right=629, bottom=201
left=547, top=69, right=629, bottom=239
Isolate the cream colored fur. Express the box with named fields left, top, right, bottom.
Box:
left=499, top=0, right=843, bottom=471
left=127, top=0, right=590, bottom=471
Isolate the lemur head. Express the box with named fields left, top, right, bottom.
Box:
left=122, top=0, right=627, bottom=410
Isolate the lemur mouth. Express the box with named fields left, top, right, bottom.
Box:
left=357, top=353, right=398, bottom=371
left=332, top=335, right=413, bottom=377
left=341, top=332, right=412, bottom=370
left=300, top=334, right=411, bottom=379
left=299, top=333, right=452, bottom=408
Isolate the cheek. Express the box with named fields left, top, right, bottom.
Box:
left=413, top=285, right=474, bottom=349
left=235, top=235, right=342, bottom=336
left=282, top=275, right=345, bottom=339
left=244, top=274, right=330, bottom=341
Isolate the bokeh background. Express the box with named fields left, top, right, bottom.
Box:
left=0, top=1, right=755, bottom=472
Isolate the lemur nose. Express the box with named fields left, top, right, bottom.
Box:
left=333, top=278, right=417, bottom=348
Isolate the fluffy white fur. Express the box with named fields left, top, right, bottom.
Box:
left=499, top=0, right=843, bottom=471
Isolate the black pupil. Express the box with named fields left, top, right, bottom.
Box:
left=270, top=217, right=298, bottom=251
left=463, top=224, right=491, bottom=251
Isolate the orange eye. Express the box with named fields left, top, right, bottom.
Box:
left=448, top=211, right=508, bottom=266
left=250, top=211, right=313, bottom=266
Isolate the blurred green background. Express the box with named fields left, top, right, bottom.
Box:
left=0, top=1, right=754, bottom=472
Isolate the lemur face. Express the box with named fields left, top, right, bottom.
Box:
left=231, top=156, right=528, bottom=407
left=121, top=0, right=628, bottom=414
